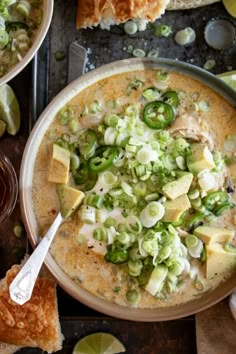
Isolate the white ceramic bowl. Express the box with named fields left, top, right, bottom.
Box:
left=20, top=58, right=236, bottom=321
left=0, top=1, right=54, bottom=85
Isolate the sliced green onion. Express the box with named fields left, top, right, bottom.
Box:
left=125, top=144, right=137, bottom=153
left=96, top=209, right=107, bottom=223
left=125, top=215, right=143, bottom=234
left=137, top=147, right=158, bottom=164
left=156, top=71, right=169, bottom=81
left=175, top=27, right=196, bottom=46
left=132, top=48, right=146, bottom=58
left=104, top=127, right=117, bottom=145
left=93, top=228, right=108, bottom=241
left=154, top=24, right=172, bottom=37
left=145, top=265, right=168, bottom=296
left=185, top=235, right=199, bottom=248
left=104, top=217, right=116, bottom=228
left=145, top=193, right=159, bottom=202
left=0, top=29, right=8, bottom=49
left=16, top=1, right=31, bottom=17
left=58, top=106, right=74, bottom=125
left=90, top=100, right=102, bottom=113
left=121, top=181, right=133, bottom=197
left=83, top=194, right=103, bottom=209
left=133, top=181, right=147, bottom=197
left=158, top=246, right=172, bottom=262
left=54, top=50, right=65, bottom=61
left=169, top=261, right=184, bottom=276
left=126, top=289, right=141, bottom=304
left=124, top=20, right=138, bottom=35
left=203, top=59, right=216, bottom=70
left=70, top=153, right=80, bottom=171
left=13, top=223, right=25, bottom=238
left=162, top=154, right=177, bottom=170
left=117, top=232, right=131, bottom=245
left=128, top=259, right=143, bottom=277
left=147, top=49, right=159, bottom=58
left=188, top=189, right=200, bottom=200
left=224, top=243, right=236, bottom=254
left=142, top=87, right=160, bottom=101
left=109, top=188, right=123, bottom=197
left=126, top=44, right=133, bottom=53
left=100, top=171, right=117, bottom=187
left=104, top=114, right=119, bottom=127
left=69, top=119, right=79, bottom=134
left=176, top=156, right=186, bottom=170
left=140, top=202, right=165, bottom=228
left=79, top=205, right=96, bottom=224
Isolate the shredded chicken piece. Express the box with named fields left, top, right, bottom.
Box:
left=168, top=114, right=214, bottom=150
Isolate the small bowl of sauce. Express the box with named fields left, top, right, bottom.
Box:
left=0, top=152, right=18, bottom=223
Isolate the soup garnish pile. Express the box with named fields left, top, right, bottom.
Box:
left=0, top=0, right=43, bottom=77
left=33, top=69, right=236, bottom=307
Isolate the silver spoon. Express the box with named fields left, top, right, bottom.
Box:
left=9, top=212, right=63, bottom=305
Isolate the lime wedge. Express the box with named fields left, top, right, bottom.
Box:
left=223, top=0, right=236, bottom=17
left=217, top=71, right=236, bottom=91
left=0, top=119, right=6, bottom=137
left=0, top=84, right=21, bottom=135
left=72, top=333, right=126, bottom=354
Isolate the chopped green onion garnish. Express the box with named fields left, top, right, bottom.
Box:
left=132, top=48, right=146, bottom=58
left=124, top=20, right=138, bottom=35
left=126, top=289, right=141, bottom=304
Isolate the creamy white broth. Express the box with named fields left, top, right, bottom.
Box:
left=33, top=70, right=236, bottom=308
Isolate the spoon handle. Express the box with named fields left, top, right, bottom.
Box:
left=9, top=212, right=63, bottom=305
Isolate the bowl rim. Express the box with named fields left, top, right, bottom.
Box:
left=0, top=0, right=54, bottom=86
left=20, top=58, right=236, bottom=321
left=0, top=152, right=18, bottom=223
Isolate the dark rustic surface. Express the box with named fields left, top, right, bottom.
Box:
left=18, top=317, right=196, bottom=354
left=1, top=0, right=236, bottom=353
left=49, top=0, right=236, bottom=101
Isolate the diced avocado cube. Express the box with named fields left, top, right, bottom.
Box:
left=163, top=194, right=191, bottom=222
left=56, top=184, right=85, bottom=218
left=48, top=144, right=70, bottom=184
left=186, top=144, right=215, bottom=175
left=162, top=172, right=193, bottom=200
left=194, top=226, right=234, bottom=245
left=206, top=243, right=236, bottom=279
left=145, top=265, right=168, bottom=296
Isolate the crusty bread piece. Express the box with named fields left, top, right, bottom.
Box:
left=167, top=0, right=220, bottom=10
left=0, top=262, right=63, bottom=353
left=0, top=342, right=21, bottom=354
left=76, top=0, right=171, bottom=29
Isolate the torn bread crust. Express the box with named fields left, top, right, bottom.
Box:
left=76, top=0, right=171, bottom=29
left=0, top=264, right=63, bottom=353
left=0, top=342, right=22, bottom=354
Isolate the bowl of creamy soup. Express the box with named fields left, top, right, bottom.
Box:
left=0, top=0, right=53, bottom=85
left=20, top=58, right=236, bottom=321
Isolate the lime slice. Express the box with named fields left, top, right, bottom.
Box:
left=72, top=333, right=126, bottom=354
left=223, top=0, right=236, bottom=17
left=217, top=71, right=236, bottom=91
left=0, top=119, right=6, bottom=137
left=0, top=84, right=21, bottom=135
